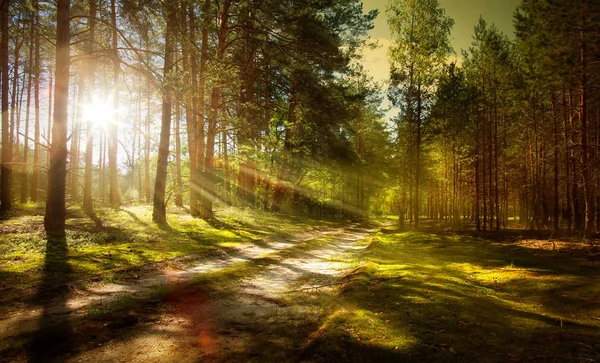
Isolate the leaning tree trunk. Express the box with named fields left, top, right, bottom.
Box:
left=45, top=0, right=70, bottom=235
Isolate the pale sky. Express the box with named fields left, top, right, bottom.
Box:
left=360, top=0, right=521, bottom=85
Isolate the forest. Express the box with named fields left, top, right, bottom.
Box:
left=0, top=0, right=599, bottom=362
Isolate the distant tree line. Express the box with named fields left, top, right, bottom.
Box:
left=386, top=0, right=600, bottom=238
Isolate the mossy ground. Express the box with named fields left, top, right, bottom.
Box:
left=2, top=208, right=600, bottom=362
left=0, top=204, right=339, bottom=311
left=300, top=229, right=600, bottom=362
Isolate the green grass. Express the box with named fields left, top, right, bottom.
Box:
left=0, top=204, right=339, bottom=309
left=300, top=230, right=600, bottom=362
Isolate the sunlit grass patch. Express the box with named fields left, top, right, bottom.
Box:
left=0, top=205, right=338, bottom=310
left=301, top=230, right=600, bottom=362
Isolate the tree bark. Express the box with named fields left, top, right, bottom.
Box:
left=152, top=5, right=176, bottom=226
left=0, top=0, right=10, bottom=213
left=174, top=100, right=183, bottom=207
left=83, top=0, right=96, bottom=212
left=20, top=15, right=34, bottom=203
left=579, top=6, right=594, bottom=239
left=202, top=0, right=231, bottom=219
left=31, top=0, right=41, bottom=202
left=44, top=0, right=70, bottom=235
left=552, top=92, right=560, bottom=233
left=109, top=0, right=120, bottom=209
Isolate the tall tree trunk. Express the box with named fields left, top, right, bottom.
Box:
left=579, top=13, right=594, bottom=239
left=31, top=0, right=41, bottom=202
left=174, top=100, right=183, bottom=207
left=46, top=67, right=52, bottom=167
left=552, top=92, right=560, bottom=233
left=237, top=0, right=256, bottom=205
left=474, top=111, right=480, bottom=231
left=109, top=0, right=120, bottom=209
left=273, top=73, right=298, bottom=212
left=414, top=83, right=421, bottom=228
left=222, top=125, right=230, bottom=205
left=20, top=16, right=34, bottom=203
left=45, top=0, right=70, bottom=235
left=144, top=45, right=151, bottom=203
left=183, top=4, right=199, bottom=215
left=83, top=0, right=96, bottom=212
left=152, top=5, right=175, bottom=226
left=0, top=0, right=10, bottom=213
left=202, top=0, right=231, bottom=219
left=562, top=88, right=572, bottom=235
left=69, top=78, right=83, bottom=201
left=196, top=0, right=210, bottom=218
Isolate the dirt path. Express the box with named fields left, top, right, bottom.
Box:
left=2, top=224, right=375, bottom=362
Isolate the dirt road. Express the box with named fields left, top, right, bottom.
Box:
left=2, top=224, right=375, bottom=362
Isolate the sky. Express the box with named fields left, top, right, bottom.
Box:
left=360, top=0, right=521, bottom=85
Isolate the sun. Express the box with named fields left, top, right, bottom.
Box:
left=82, top=93, right=116, bottom=131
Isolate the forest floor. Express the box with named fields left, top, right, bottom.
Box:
left=1, top=207, right=600, bottom=362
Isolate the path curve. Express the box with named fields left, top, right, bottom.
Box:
left=67, top=224, right=375, bottom=362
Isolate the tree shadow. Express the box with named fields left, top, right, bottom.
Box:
left=298, top=230, right=600, bottom=362
left=84, top=209, right=103, bottom=228
left=121, top=209, right=148, bottom=227
left=28, top=232, right=73, bottom=362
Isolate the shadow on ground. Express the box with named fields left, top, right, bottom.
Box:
left=28, top=233, right=73, bottom=362
left=300, top=230, right=600, bottom=363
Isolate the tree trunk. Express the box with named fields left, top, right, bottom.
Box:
left=31, top=0, right=41, bottom=202
left=195, top=0, right=210, bottom=218
left=83, top=0, right=96, bottom=212
left=0, top=0, right=10, bottom=213
left=69, top=78, right=83, bottom=201
left=579, top=5, right=594, bottom=239
left=20, top=16, right=34, bottom=203
left=414, top=83, right=421, bottom=228
left=183, top=5, right=199, bottom=215
left=144, top=48, right=151, bottom=204
left=45, top=0, right=70, bottom=235
left=562, top=88, right=572, bottom=235
left=109, top=0, right=120, bottom=209
left=552, top=92, right=560, bottom=233
left=202, top=0, right=231, bottom=219
left=174, top=100, right=183, bottom=207
left=152, top=5, right=175, bottom=226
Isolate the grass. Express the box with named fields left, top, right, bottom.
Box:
left=0, top=204, right=339, bottom=311
left=300, top=230, right=600, bottom=362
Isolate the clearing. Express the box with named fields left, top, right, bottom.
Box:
left=1, top=207, right=600, bottom=362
